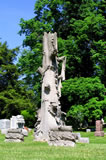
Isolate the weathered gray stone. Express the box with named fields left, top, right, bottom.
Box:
left=49, top=131, right=76, bottom=141
left=78, top=137, right=89, bottom=143
left=5, top=133, right=24, bottom=140
left=8, top=128, right=22, bottom=133
left=48, top=130, right=76, bottom=147
left=5, top=129, right=24, bottom=142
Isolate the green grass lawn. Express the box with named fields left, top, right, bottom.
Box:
left=0, top=130, right=106, bottom=160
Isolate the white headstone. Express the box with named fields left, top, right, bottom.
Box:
left=10, top=116, right=18, bottom=129
left=86, top=129, right=91, bottom=132
left=10, top=115, right=25, bottom=129
left=0, top=119, right=10, bottom=129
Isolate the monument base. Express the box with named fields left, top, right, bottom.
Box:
left=34, top=126, right=89, bottom=147
left=95, top=131, right=104, bottom=137
left=5, top=129, right=24, bottom=142
left=48, top=130, right=76, bottom=147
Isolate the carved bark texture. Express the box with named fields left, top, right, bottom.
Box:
left=34, top=32, right=66, bottom=141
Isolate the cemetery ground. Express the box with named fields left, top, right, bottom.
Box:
left=0, top=129, right=106, bottom=160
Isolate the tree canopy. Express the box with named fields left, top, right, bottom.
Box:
left=18, top=0, right=106, bottom=83
left=0, top=0, right=105, bottom=128
left=0, top=42, right=36, bottom=127
left=18, top=0, right=106, bottom=127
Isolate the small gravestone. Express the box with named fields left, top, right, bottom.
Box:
left=5, top=115, right=25, bottom=142
left=78, top=137, right=89, bottom=143
left=95, top=120, right=104, bottom=137
left=74, top=132, right=89, bottom=143
left=0, top=119, right=10, bottom=135
left=5, top=129, right=24, bottom=142
left=10, top=116, right=18, bottom=129
left=0, top=119, right=10, bottom=129
left=86, top=129, right=91, bottom=132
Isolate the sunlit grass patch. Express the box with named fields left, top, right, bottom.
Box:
left=0, top=130, right=106, bottom=160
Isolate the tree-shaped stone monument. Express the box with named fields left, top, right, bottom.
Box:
left=34, top=32, right=78, bottom=146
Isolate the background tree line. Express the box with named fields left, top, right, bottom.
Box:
left=0, top=0, right=106, bottom=128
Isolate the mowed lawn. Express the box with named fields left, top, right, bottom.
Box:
left=0, top=130, right=106, bottom=160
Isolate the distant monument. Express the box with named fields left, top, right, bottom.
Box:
left=5, top=115, right=26, bottom=142
left=34, top=32, right=78, bottom=146
left=95, top=120, right=104, bottom=137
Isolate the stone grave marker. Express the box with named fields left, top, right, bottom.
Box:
left=34, top=32, right=89, bottom=146
left=5, top=115, right=26, bottom=142
left=0, top=119, right=10, bottom=134
left=95, top=120, right=104, bottom=136
left=0, top=119, right=10, bottom=129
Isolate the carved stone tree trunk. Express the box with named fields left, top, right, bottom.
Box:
left=34, top=32, right=66, bottom=141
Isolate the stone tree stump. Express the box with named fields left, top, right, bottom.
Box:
left=34, top=32, right=67, bottom=141
left=34, top=32, right=89, bottom=146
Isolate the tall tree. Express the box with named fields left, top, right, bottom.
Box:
left=18, top=0, right=106, bottom=126
left=19, top=0, right=106, bottom=82
left=0, top=42, right=36, bottom=127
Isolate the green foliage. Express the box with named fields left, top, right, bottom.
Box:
left=21, top=109, right=36, bottom=128
left=62, top=77, right=106, bottom=126
left=18, top=0, right=106, bottom=83
left=18, top=0, right=106, bottom=127
left=17, top=49, right=41, bottom=111
left=104, top=116, right=106, bottom=123
left=0, top=42, right=36, bottom=126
